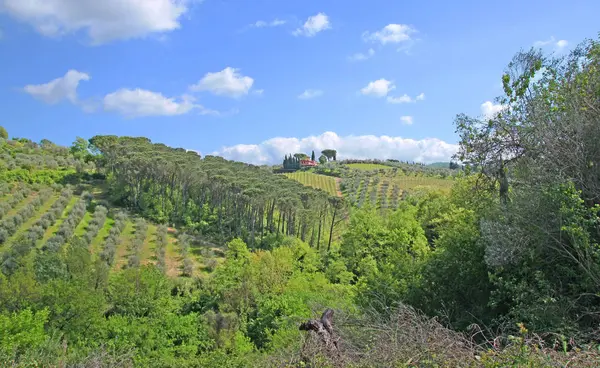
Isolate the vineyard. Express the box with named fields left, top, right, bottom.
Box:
left=341, top=174, right=453, bottom=209
left=284, top=172, right=340, bottom=197
left=281, top=163, right=454, bottom=209
left=0, top=182, right=223, bottom=278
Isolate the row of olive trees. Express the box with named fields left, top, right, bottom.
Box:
left=43, top=192, right=92, bottom=252
left=177, top=233, right=193, bottom=276
left=0, top=186, right=31, bottom=221
left=0, top=188, right=53, bottom=244
left=127, top=218, right=147, bottom=268
left=0, top=183, right=10, bottom=197
left=99, top=211, right=128, bottom=267
left=155, top=225, right=168, bottom=273
left=0, top=187, right=74, bottom=276
left=81, top=205, right=108, bottom=245
left=26, top=188, right=74, bottom=246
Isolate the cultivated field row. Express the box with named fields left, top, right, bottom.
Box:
left=0, top=185, right=221, bottom=278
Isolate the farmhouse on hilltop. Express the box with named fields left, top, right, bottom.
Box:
left=300, top=159, right=318, bottom=167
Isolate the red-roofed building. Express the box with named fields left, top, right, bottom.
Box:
left=300, top=159, right=318, bottom=167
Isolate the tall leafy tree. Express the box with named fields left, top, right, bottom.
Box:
left=321, top=149, right=337, bottom=161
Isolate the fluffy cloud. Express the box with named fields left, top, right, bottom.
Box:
left=400, top=116, right=413, bottom=125
left=0, top=0, right=191, bottom=44
left=363, top=24, right=415, bottom=45
left=251, top=19, right=286, bottom=28
left=23, top=69, right=90, bottom=104
left=556, top=39, right=568, bottom=49
left=103, top=88, right=217, bottom=118
left=189, top=67, right=254, bottom=98
left=360, top=79, right=395, bottom=97
left=348, top=48, right=375, bottom=62
left=386, top=94, right=411, bottom=104
left=480, top=101, right=505, bottom=119
left=298, top=89, right=323, bottom=99
left=293, top=13, right=330, bottom=37
left=360, top=80, right=425, bottom=102
left=386, top=92, right=425, bottom=104
left=534, top=36, right=568, bottom=51
left=212, top=131, right=458, bottom=165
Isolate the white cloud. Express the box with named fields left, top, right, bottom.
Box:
left=400, top=116, right=413, bottom=125
left=189, top=67, right=254, bottom=98
left=386, top=92, right=425, bottom=104
left=252, top=19, right=286, bottom=28
left=386, top=94, right=412, bottom=104
left=24, top=69, right=90, bottom=104
left=480, top=100, right=505, bottom=119
left=298, top=89, right=323, bottom=100
left=534, top=36, right=568, bottom=51
left=293, top=12, right=330, bottom=37
left=252, top=89, right=264, bottom=96
left=0, top=0, right=192, bottom=44
left=360, top=79, right=395, bottom=97
left=348, top=48, right=375, bottom=62
left=103, top=88, right=217, bottom=118
left=363, top=24, right=415, bottom=45
left=212, top=131, right=458, bottom=165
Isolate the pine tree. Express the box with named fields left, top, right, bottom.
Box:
left=311, top=150, right=315, bottom=161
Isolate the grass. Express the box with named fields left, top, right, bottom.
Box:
left=284, top=172, right=338, bottom=196
left=74, top=210, right=93, bottom=237
left=90, top=217, right=113, bottom=257
left=347, top=163, right=392, bottom=171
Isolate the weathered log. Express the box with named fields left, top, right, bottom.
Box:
left=299, top=308, right=340, bottom=357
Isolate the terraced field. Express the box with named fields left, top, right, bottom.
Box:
left=0, top=184, right=223, bottom=278
left=284, top=172, right=340, bottom=197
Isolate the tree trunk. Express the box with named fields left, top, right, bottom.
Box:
left=327, top=206, right=337, bottom=252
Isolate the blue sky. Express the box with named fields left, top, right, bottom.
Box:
left=1, top=0, right=599, bottom=164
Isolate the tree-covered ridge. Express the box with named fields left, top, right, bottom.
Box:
left=91, top=135, right=345, bottom=248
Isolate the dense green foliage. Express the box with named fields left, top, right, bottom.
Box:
left=2, top=35, right=600, bottom=367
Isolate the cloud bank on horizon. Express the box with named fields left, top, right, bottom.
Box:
left=212, top=131, right=458, bottom=165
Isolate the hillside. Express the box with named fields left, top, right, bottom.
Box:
left=5, top=33, right=600, bottom=365
left=0, top=136, right=342, bottom=280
